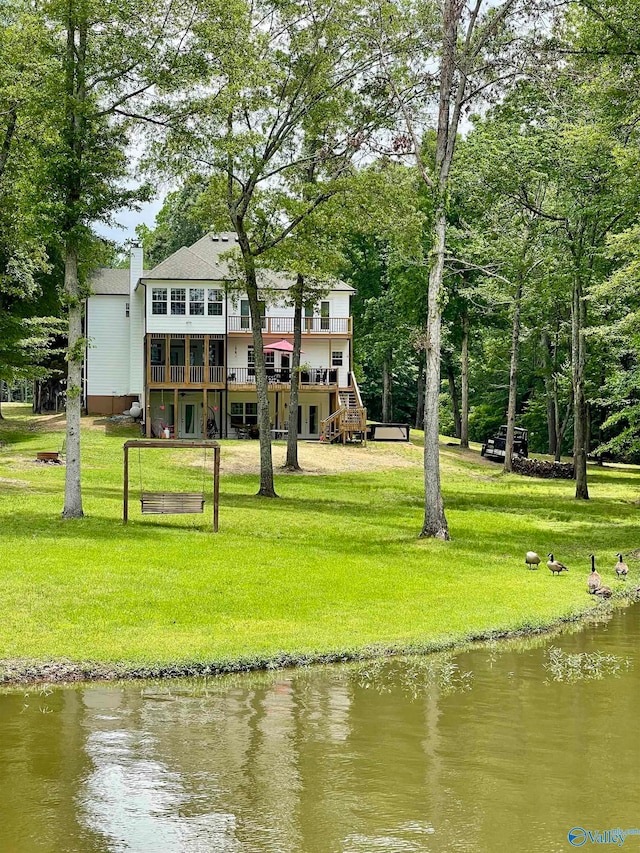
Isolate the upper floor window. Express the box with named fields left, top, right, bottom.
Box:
left=332, top=351, right=343, bottom=366
left=189, top=288, right=205, bottom=316
left=208, top=289, right=223, bottom=315
left=125, top=302, right=130, bottom=318
left=152, top=288, right=167, bottom=315
left=171, top=288, right=186, bottom=315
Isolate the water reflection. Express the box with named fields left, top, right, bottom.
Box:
left=0, top=606, right=638, bottom=853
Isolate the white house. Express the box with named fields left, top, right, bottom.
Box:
left=85, top=232, right=363, bottom=440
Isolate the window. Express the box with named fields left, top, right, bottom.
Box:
left=208, top=289, right=223, bottom=316
left=332, top=351, right=343, bottom=366
left=125, top=302, right=130, bottom=318
left=150, top=341, right=164, bottom=365
left=247, top=346, right=254, bottom=366
left=152, top=288, right=167, bottom=315
left=171, top=288, right=186, bottom=315
left=265, top=350, right=275, bottom=366
left=189, top=288, right=204, bottom=315
left=230, top=401, right=257, bottom=426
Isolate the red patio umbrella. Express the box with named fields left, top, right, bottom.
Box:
left=263, top=339, right=304, bottom=353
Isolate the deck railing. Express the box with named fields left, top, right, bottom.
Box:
left=227, top=366, right=338, bottom=385
left=228, top=316, right=351, bottom=334
left=149, top=365, right=225, bottom=385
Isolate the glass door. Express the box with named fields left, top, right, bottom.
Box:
left=240, top=300, right=250, bottom=330
left=280, top=354, right=290, bottom=382
left=309, top=405, right=318, bottom=436
left=181, top=403, right=200, bottom=438
left=320, top=301, right=330, bottom=331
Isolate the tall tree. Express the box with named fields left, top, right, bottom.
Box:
left=374, top=0, right=543, bottom=538
left=45, top=0, right=208, bottom=517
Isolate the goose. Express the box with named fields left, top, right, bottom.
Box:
left=525, top=551, right=541, bottom=570
left=615, top=553, right=629, bottom=578
left=594, top=585, right=612, bottom=599
left=587, top=554, right=601, bottom=594
left=547, top=554, right=569, bottom=575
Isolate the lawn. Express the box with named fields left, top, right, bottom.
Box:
left=0, top=402, right=638, bottom=681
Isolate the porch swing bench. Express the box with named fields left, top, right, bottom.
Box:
left=140, top=492, right=205, bottom=514
left=123, top=439, right=220, bottom=531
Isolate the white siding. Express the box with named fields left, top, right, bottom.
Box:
left=146, top=279, right=226, bottom=335
left=228, top=338, right=350, bottom=386
left=86, top=296, right=130, bottom=395
left=128, top=287, right=145, bottom=395
left=228, top=291, right=351, bottom=320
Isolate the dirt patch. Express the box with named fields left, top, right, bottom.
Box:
left=217, top=440, right=424, bottom=476
left=0, top=476, right=30, bottom=488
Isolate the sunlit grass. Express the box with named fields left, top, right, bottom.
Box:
left=0, top=403, right=638, bottom=675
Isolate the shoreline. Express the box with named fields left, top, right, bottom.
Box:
left=1, top=594, right=635, bottom=689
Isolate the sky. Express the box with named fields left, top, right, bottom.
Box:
left=96, top=195, right=165, bottom=246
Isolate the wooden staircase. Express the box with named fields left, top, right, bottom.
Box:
left=321, top=376, right=367, bottom=444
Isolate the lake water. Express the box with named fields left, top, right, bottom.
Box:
left=1, top=606, right=638, bottom=853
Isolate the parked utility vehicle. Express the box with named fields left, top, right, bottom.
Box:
left=481, top=425, right=529, bottom=461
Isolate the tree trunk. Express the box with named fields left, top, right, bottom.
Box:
left=382, top=353, right=392, bottom=422
left=571, top=276, right=589, bottom=499
left=503, top=281, right=522, bottom=474
left=421, top=205, right=449, bottom=540
left=415, top=348, right=425, bottom=430
left=61, top=14, right=86, bottom=518
left=459, top=308, right=469, bottom=448
left=445, top=356, right=461, bottom=439
left=284, top=275, right=303, bottom=470
left=555, top=393, right=572, bottom=463
left=236, top=228, right=276, bottom=497
left=541, top=330, right=557, bottom=456
left=0, top=396, right=3, bottom=419
left=62, top=246, right=84, bottom=518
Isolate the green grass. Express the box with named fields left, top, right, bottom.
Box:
left=0, top=403, right=638, bottom=679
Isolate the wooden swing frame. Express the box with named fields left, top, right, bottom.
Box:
left=123, top=439, right=220, bottom=532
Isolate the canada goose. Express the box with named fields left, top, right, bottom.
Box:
left=525, top=551, right=541, bottom=569
left=615, top=553, right=629, bottom=578
left=594, top=585, right=612, bottom=599
left=587, top=554, right=601, bottom=594
left=547, top=554, right=569, bottom=575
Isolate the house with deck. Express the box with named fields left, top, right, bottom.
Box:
left=85, top=232, right=365, bottom=441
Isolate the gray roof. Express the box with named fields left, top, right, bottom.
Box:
left=143, top=244, right=229, bottom=281
left=90, top=269, right=130, bottom=295
left=146, top=232, right=354, bottom=292
left=97, top=232, right=354, bottom=293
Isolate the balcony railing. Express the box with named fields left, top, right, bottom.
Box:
left=228, top=316, right=267, bottom=332
left=227, top=367, right=338, bottom=385
left=149, top=365, right=225, bottom=384
left=228, top=316, right=351, bottom=334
